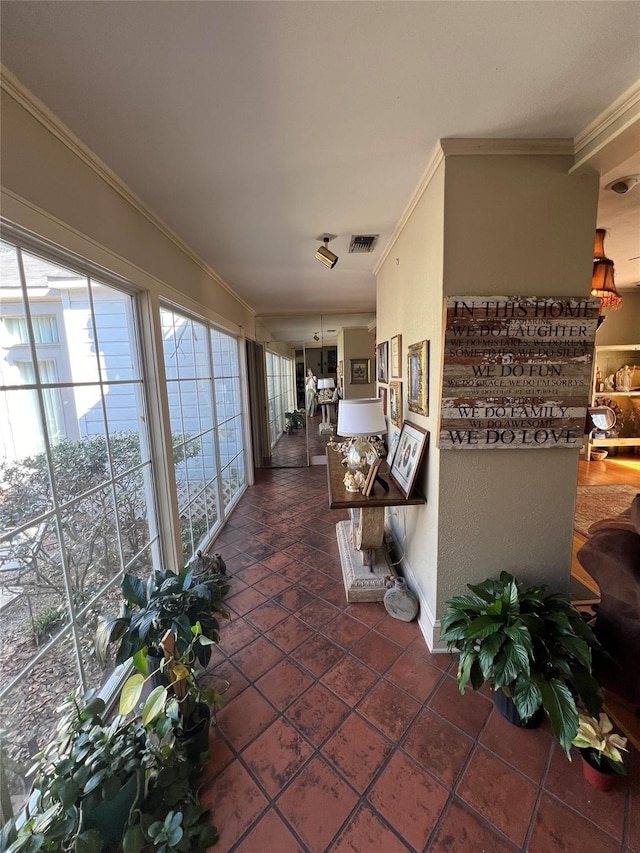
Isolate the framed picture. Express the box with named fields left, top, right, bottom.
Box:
left=391, top=334, right=402, bottom=378
left=389, top=421, right=429, bottom=499
left=386, top=430, right=400, bottom=466
left=362, top=458, right=382, bottom=497
left=377, top=341, right=389, bottom=384
left=389, top=381, right=402, bottom=428
left=350, top=358, right=371, bottom=384
left=407, top=339, right=429, bottom=417
left=378, top=386, right=388, bottom=415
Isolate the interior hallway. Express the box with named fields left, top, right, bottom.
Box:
left=200, top=464, right=639, bottom=852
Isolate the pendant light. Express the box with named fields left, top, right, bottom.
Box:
left=591, top=229, right=622, bottom=310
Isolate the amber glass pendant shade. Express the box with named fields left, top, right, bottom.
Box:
left=591, top=228, right=622, bottom=310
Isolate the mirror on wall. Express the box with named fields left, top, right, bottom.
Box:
left=256, top=313, right=375, bottom=468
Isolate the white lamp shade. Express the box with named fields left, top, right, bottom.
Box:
left=337, top=398, right=386, bottom=437
left=318, top=378, right=335, bottom=390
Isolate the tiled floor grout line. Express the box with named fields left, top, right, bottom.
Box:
left=521, top=736, right=556, bottom=852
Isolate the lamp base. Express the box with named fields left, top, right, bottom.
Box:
left=336, top=520, right=397, bottom=602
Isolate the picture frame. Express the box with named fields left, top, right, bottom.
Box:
left=362, top=458, right=382, bottom=497
left=350, top=358, right=371, bottom=384
left=376, top=341, right=389, bottom=384
left=378, top=386, right=388, bottom=416
left=407, top=339, right=429, bottom=417
left=389, top=381, right=402, bottom=428
left=391, top=334, right=402, bottom=378
left=386, top=430, right=400, bottom=466
left=389, top=421, right=429, bottom=499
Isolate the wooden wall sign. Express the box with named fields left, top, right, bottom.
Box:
left=440, top=296, right=600, bottom=450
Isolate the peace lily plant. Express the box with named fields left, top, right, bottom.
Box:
left=572, top=711, right=628, bottom=774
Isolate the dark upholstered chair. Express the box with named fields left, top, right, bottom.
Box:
left=577, top=494, right=640, bottom=706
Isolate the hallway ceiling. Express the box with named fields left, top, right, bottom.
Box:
left=1, top=2, right=639, bottom=336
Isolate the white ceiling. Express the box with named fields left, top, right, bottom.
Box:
left=1, top=1, right=639, bottom=343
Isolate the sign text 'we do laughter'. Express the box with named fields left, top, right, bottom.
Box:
left=440, top=296, right=600, bottom=450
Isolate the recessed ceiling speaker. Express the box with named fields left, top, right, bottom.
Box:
left=316, top=235, right=338, bottom=268
left=606, top=175, right=639, bottom=194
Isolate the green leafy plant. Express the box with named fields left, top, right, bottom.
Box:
left=95, top=565, right=230, bottom=672
left=440, top=571, right=604, bottom=755
left=572, top=711, right=628, bottom=775
left=285, top=410, right=305, bottom=432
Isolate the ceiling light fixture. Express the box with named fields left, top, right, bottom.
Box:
left=591, top=228, right=622, bottom=311
left=316, top=235, right=338, bottom=269
left=606, top=175, right=639, bottom=194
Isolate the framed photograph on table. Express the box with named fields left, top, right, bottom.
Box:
left=390, top=421, right=429, bottom=499
left=391, top=334, right=402, bottom=378
left=389, top=381, right=402, bottom=428
left=407, top=339, right=429, bottom=417
left=386, top=430, right=400, bottom=466
left=377, top=341, right=389, bottom=384
left=350, top=358, right=370, bottom=384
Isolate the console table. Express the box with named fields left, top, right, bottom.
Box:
left=326, top=448, right=425, bottom=601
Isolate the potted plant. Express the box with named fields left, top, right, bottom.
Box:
left=440, top=571, right=604, bottom=755
left=572, top=711, right=628, bottom=791
left=2, top=690, right=147, bottom=852
left=95, top=565, right=230, bottom=676
left=285, top=410, right=305, bottom=433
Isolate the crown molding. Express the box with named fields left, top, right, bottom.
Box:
left=0, top=64, right=255, bottom=318
left=571, top=78, right=640, bottom=174
left=373, top=143, right=444, bottom=275
left=440, top=138, right=574, bottom=157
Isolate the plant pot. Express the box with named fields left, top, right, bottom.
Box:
left=183, top=702, right=211, bottom=764
left=580, top=750, right=616, bottom=791
left=82, top=770, right=143, bottom=843
left=383, top=577, right=418, bottom=622
left=494, top=689, right=543, bottom=729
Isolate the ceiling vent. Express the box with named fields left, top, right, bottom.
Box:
left=348, top=234, right=379, bottom=253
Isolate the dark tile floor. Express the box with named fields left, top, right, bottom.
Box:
left=201, top=466, right=639, bottom=852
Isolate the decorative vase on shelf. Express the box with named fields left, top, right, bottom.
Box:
left=383, top=577, right=418, bottom=622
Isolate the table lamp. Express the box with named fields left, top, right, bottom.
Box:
left=337, top=398, right=386, bottom=478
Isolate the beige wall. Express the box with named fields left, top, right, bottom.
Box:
left=341, top=328, right=376, bottom=399
left=0, top=89, right=256, bottom=336
left=377, top=146, right=601, bottom=647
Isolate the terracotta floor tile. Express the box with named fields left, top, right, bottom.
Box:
left=330, top=804, right=411, bottom=853
left=225, top=586, right=269, bottom=616
left=368, top=751, right=448, bottom=851
left=202, top=658, right=249, bottom=704
left=408, top=640, right=453, bottom=671
left=277, top=756, right=359, bottom=852
left=242, top=717, right=314, bottom=797
left=298, top=569, right=337, bottom=595
left=297, top=598, right=341, bottom=630
left=350, top=631, right=404, bottom=675
left=234, top=562, right=272, bottom=586
left=225, top=553, right=258, bottom=572
left=322, top=582, right=351, bottom=610
left=260, top=551, right=294, bottom=571
left=345, top=602, right=386, bottom=627
left=385, top=650, right=444, bottom=703
left=199, top=731, right=234, bottom=782
left=230, top=636, right=284, bottom=682
left=357, top=679, right=421, bottom=741
left=428, top=674, right=492, bottom=739
left=374, top=614, right=421, bottom=646
left=429, top=800, right=518, bottom=853
left=219, top=618, right=260, bottom=655
left=286, top=683, right=350, bottom=747
left=244, top=600, right=290, bottom=631
left=324, top=713, right=393, bottom=792
left=199, top=759, right=268, bottom=852
left=456, top=747, right=538, bottom=846
left=321, top=656, right=379, bottom=707
left=291, top=632, right=345, bottom=677
left=279, top=560, right=310, bottom=583
left=241, top=541, right=277, bottom=562
left=528, top=793, right=621, bottom=853
left=216, top=686, right=278, bottom=752
left=544, top=743, right=627, bottom=841
left=321, top=611, right=370, bottom=649
left=256, top=573, right=291, bottom=597
left=273, top=584, right=316, bottom=613
left=256, top=658, right=313, bottom=710
left=403, top=708, right=474, bottom=788
left=234, top=810, right=304, bottom=853
left=479, top=706, right=553, bottom=783
left=265, top=614, right=315, bottom=653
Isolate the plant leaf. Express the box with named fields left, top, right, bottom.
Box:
left=122, top=574, right=148, bottom=608
left=119, top=674, right=145, bottom=715
left=465, top=615, right=502, bottom=640
left=142, top=685, right=168, bottom=726
left=512, top=676, right=542, bottom=721
left=538, top=677, right=579, bottom=757
left=478, top=631, right=504, bottom=679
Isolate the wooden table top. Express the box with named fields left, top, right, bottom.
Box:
left=326, top=447, right=425, bottom=510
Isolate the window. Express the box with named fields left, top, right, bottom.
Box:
left=0, top=241, right=159, bottom=807
left=266, top=350, right=295, bottom=448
